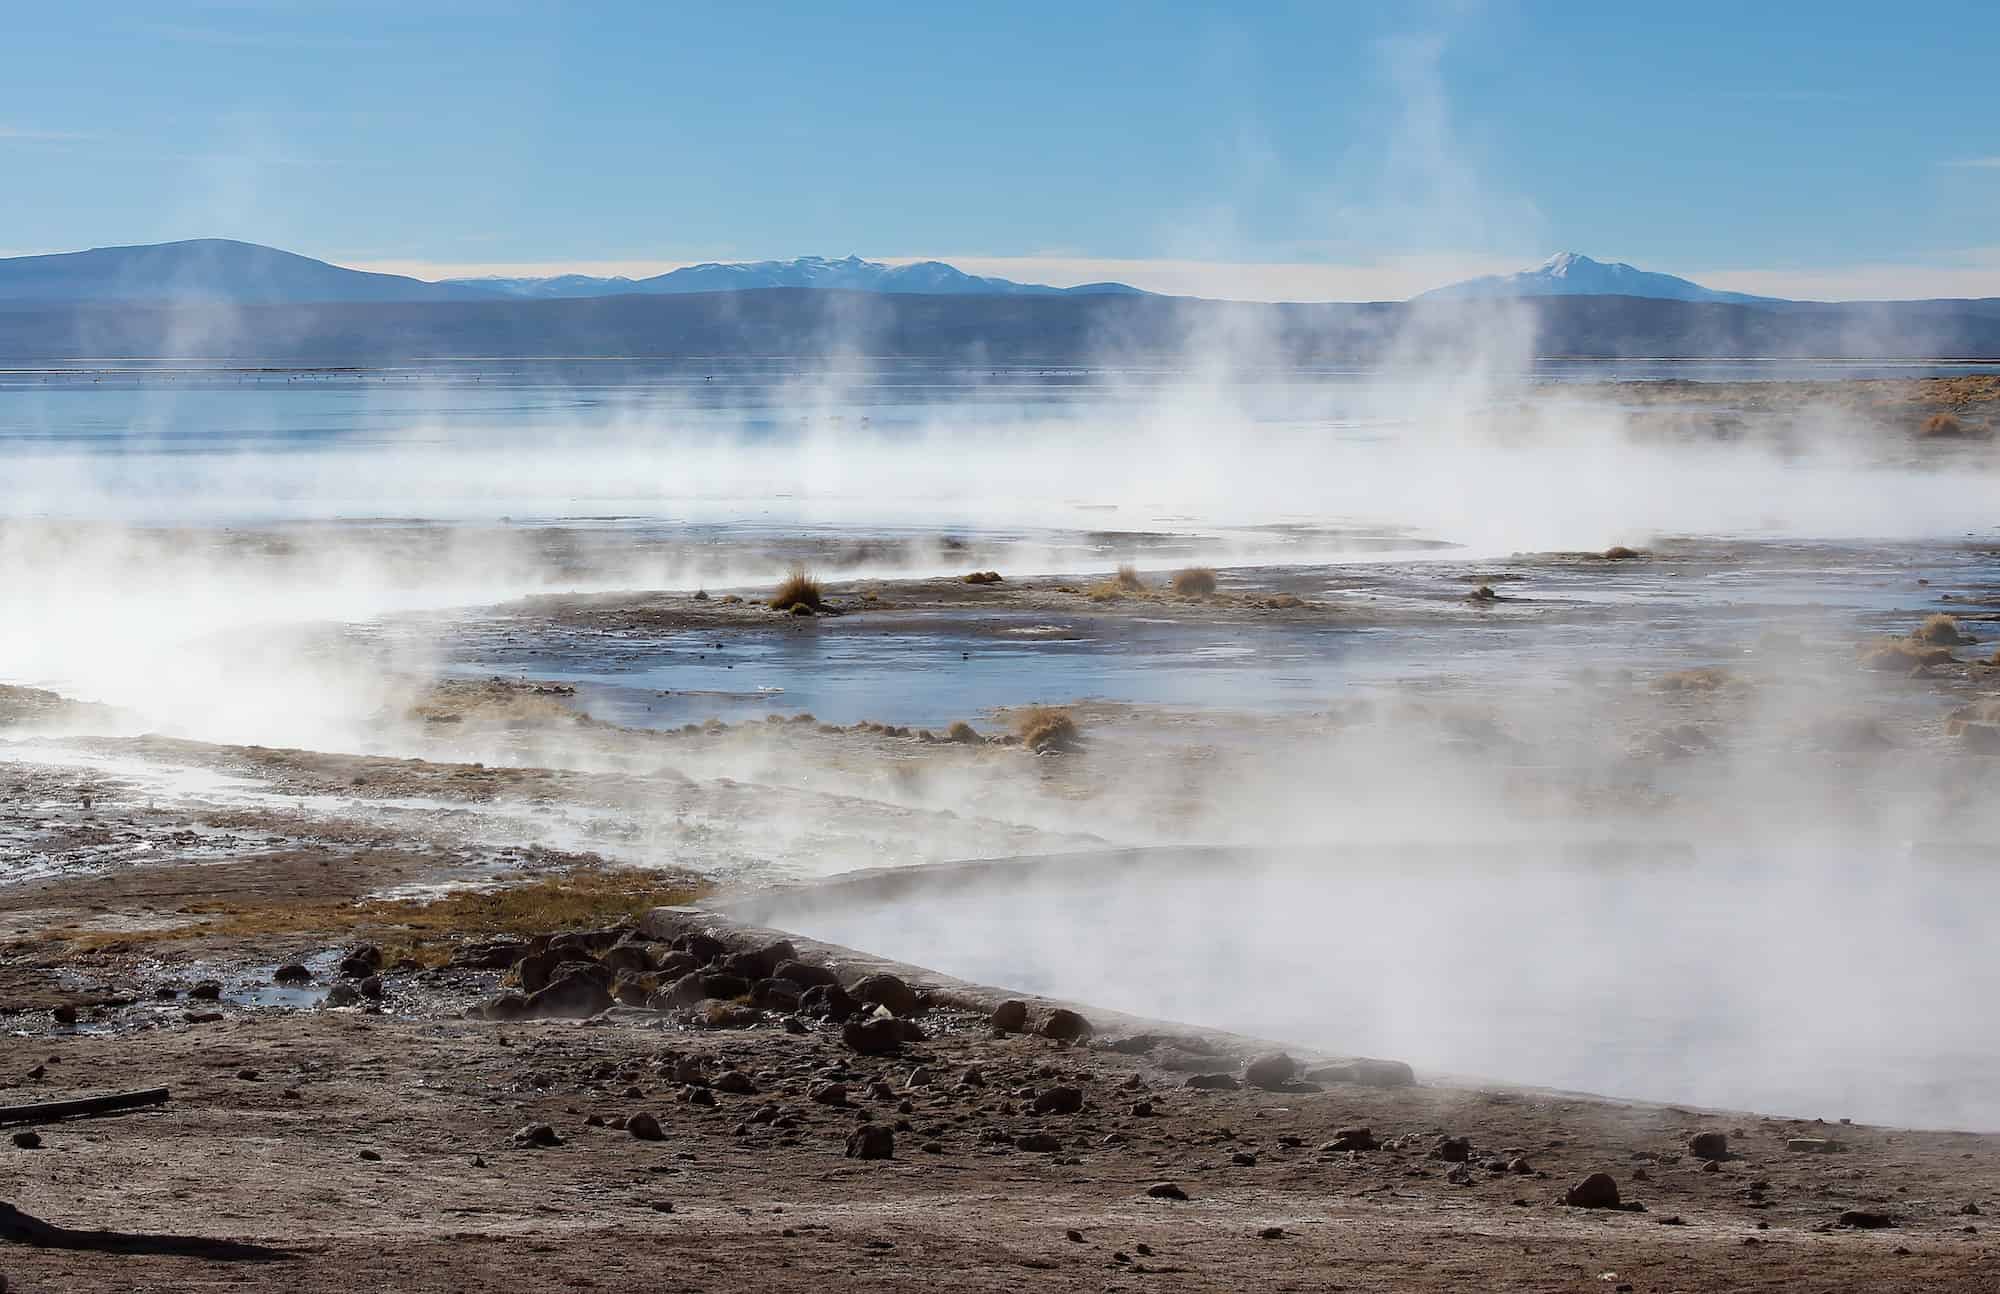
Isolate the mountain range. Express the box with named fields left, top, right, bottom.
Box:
left=1, top=239, right=1996, bottom=362
left=0, top=240, right=1144, bottom=307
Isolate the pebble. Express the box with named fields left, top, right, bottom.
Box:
left=845, top=1125, right=894, bottom=1160
left=1146, top=1182, right=1189, bottom=1201
left=513, top=1123, right=561, bottom=1148
left=12, top=1131, right=43, bottom=1150
left=1258, top=1226, right=1285, bottom=1240
left=627, top=1113, right=665, bottom=1141
left=1564, top=1173, right=1621, bottom=1209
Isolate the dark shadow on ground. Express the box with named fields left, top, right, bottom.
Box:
left=1, top=1201, right=296, bottom=1261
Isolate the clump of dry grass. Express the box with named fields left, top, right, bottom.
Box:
left=1913, top=613, right=1970, bottom=645
left=1859, top=638, right=1957, bottom=672
left=1945, top=696, right=2000, bottom=735
left=1466, top=584, right=1498, bottom=603
left=1086, top=564, right=1148, bottom=601
left=1602, top=545, right=1642, bottom=560
left=1261, top=593, right=1305, bottom=609
left=1916, top=412, right=1979, bottom=438
left=1013, top=705, right=1080, bottom=753
left=45, top=866, right=711, bottom=964
left=1171, top=567, right=1218, bottom=596
left=946, top=720, right=982, bottom=744
left=769, top=566, right=823, bottom=613
left=1653, top=666, right=1736, bottom=692
left=963, top=570, right=1003, bottom=585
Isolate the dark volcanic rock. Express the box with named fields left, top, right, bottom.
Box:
left=1032, top=1086, right=1085, bottom=1115
left=481, top=991, right=530, bottom=1020
left=1688, top=1131, right=1730, bottom=1161
left=189, top=980, right=223, bottom=1001
left=273, top=963, right=312, bottom=985
left=1015, top=1132, right=1063, bottom=1153
left=599, top=943, right=657, bottom=978
left=989, top=999, right=1029, bottom=1033
left=712, top=1069, right=758, bottom=1096
left=653, top=950, right=700, bottom=980
left=842, top=1017, right=905, bottom=1057
left=800, top=983, right=862, bottom=1021
left=513, top=1123, right=561, bottom=1148
left=649, top=971, right=710, bottom=1010
left=1185, top=1073, right=1241, bottom=1091
left=1432, top=1136, right=1471, bottom=1163
left=448, top=937, right=528, bottom=970
left=627, top=1112, right=665, bottom=1141
left=338, top=944, right=383, bottom=978
left=846, top=1125, right=894, bottom=1160
left=1565, top=1172, right=1621, bottom=1209
left=849, top=973, right=920, bottom=1017
left=774, top=959, right=839, bottom=990
left=324, top=982, right=361, bottom=1008
left=751, top=978, right=803, bottom=1013
left=1038, top=1008, right=1092, bottom=1042
left=516, top=946, right=595, bottom=995
left=1146, top=1182, right=1189, bottom=1201
left=1243, top=1052, right=1297, bottom=1090
left=699, top=972, right=751, bottom=1001
left=522, top=964, right=614, bottom=1019
left=1840, top=1209, right=1895, bottom=1229
left=1325, top=1127, right=1378, bottom=1153
left=675, top=932, right=727, bottom=965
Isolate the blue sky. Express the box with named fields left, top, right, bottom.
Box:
left=3, top=1, right=1998, bottom=300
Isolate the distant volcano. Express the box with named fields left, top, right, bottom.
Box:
left=1417, top=252, right=1780, bottom=305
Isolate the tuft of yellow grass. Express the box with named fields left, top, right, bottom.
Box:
left=770, top=566, right=823, bottom=612
left=946, top=720, right=982, bottom=744
left=1653, top=666, right=1736, bottom=692
left=1602, top=545, right=1641, bottom=560
left=1013, top=705, right=1080, bottom=753
left=1859, top=637, right=1956, bottom=672
left=963, top=570, right=1004, bottom=585
left=1171, top=567, right=1218, bottom=596
left=1913, top=613, right=1969, bottom=645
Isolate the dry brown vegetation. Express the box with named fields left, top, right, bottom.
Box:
left=1171, top=566, right=1218, bottom=596
left=42, top=866, right=710, bottom=964
left=1859, top=638, right=1957, bottom=671
left=1013, top=704, right=1081, bottom=753
left=946, top=720, right=982, bottom=744
left=769, top=567, right=823, bottom=612
left=1602, top=545, right=1642, bottom=560
left=1653, top=666, right=1738, bottom=692
left=1086, top=564, right=1148, bottom=601
left=962, top=570, right=1003, bottom=585
left=1914, top=613, right=1970, bottom=645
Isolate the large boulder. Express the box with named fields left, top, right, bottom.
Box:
left=801, top=983, right=861, bottom=1021
left=845, top=1125, right=894, bottom=1160
left=674, top=932, right=727, bottom=965
left=516, top=946, right=596, bottom=995
left=849, top=973, right=921, bottom=1018
left=599, top=943, right=657, bottom=978
left=1038, top=1008, right=1092, bottom=1042
left=1243, top=1052, right=1297, bottom=1090
left=1564, top=1172, right=1621, bottom=1209
left=842, top=1017, right=906, bottom=1056
left=1688, top=1131, right=1729, bottom=1161
left=774, top=959, right=840, bottom=990
left=338, top=944, right=384, bottom=979
left=522, top=963, right=613, bottom=1019
left=989, top=1000, right=1029, bottom=1033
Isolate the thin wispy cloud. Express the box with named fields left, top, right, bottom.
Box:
left=1941, top=157, right=2000, bottom=169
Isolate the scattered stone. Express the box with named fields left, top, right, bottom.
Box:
left=1840, top=1210, right=1895, bottom=1229
left=520, top=964, right=614, bottom=1020
left=810, top=1082, right=851, bottom=1108
left=1032, top=1086, right=1084, bottom=1115
left=183, top=1010, right=223, bottom=1024
left=1243, top=1052, right=1297, bottom=1090
left=1258, top=1226, right=1284, bottom=1240
left=358, top=1149, right=381, bottom=1162
left=358, top=975, right=385, bottom=1000
left=1039, top=1008, right=1092, bottom=1042
left=236, top=1068, right=259, bottom=1081
left=513, top=1124, right=561, bottom=1148
left=189, top=981, right=222, bottom=1001
left=846, top=1125, right=894, bottom=1160
left=273, top=963, right=312, bottom=985
left=1325, top=1127, right=1378, bottom=1152
left=627, top=1113, right=664, bottom=1141
left=1231, top=1151, right=1258, bottom=1167
left=1016, top=1132, right=1063, bottom=1153
left=990, top=1000, right=1029, bottom=1032
left=338, top=945, right=383, bottom=979
left=712, top=1070, right=757, bottom=1096
left=1146, top=1182, right=1189, bottom=1201
left=1432, top=1136, right=1471, bottom=1163
left=1788, top=1137, right=1846, bottom=1153
left=325, top=982, right=361, bottom=1008
left=1130, top=1100, right=1155, bottom=1118
left=1185, top=1073, right=1240, bottom=1091
left=1565, top=1173, right=1621, bottom=1209
left=1689, top=1131, right=1730, bottom=1161
left=12, top=1131, right=43, bottom=1149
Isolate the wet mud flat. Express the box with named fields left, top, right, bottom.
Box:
left=4, top=527, right=2000, bottom=1289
